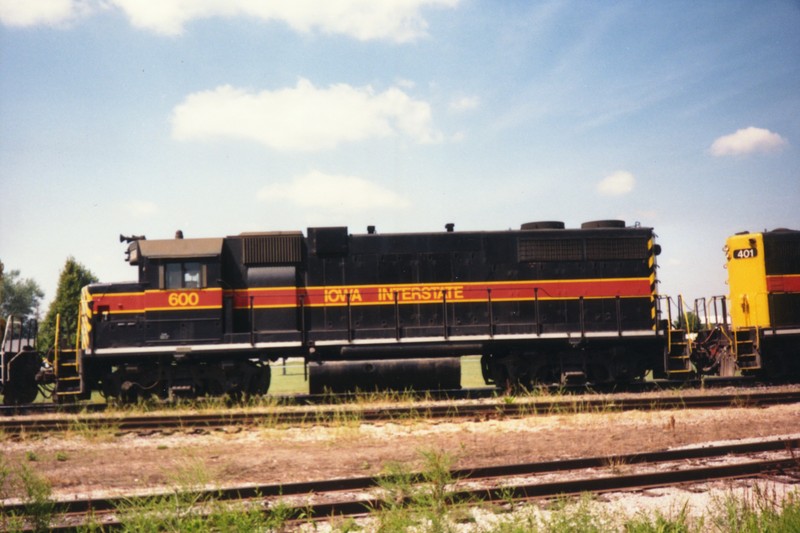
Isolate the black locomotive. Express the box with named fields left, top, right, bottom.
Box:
left=72, top=220, right=662, bottom=400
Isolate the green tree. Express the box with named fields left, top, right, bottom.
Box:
left=673, top=311, right=703, bottom=333
left=0, top=260, right=45, bottom=319
left=38, top=257, right=98, bottom=352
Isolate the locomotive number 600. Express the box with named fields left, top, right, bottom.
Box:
left=168, top=292, right=200, bottom=307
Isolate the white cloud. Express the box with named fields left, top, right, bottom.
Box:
left=258, top=170, right=410, bottom=211
left=2, top=0, right=459, bottom=40
left=597, top=171, right=635, bottom=196
left=115, top=0, right=459, bottom=41
left=171, top=79, right=443, bottom=151
left=709, top=127, right=788, bottom=157
left=0, top=0, right=94, bottom=27
left=448, top=96, right=479, bottom=112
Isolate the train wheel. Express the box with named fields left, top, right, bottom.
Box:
left=3, top=350, right=41, bottom=405
left=2, top=382, right=39, bottom=405
left=245, top=364, right=271, bottom=397
left=483, top=353, right=548, bottom=393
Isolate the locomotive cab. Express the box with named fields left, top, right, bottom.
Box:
left=93, top=236, right=227, bottom=346
left=132, top=237, right=225, bottom=343
left=725, top=228, right=800, bottom=376
left=83, top=235, right=275, bottom=401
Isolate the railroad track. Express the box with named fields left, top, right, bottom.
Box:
left=5, top=437, right=798, bottom=531
left=2, top=389, right=800, bottom=435
left=0, top=374, right=775, bottom=418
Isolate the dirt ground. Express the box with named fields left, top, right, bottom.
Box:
left=2, top=399, right=800, bottom=503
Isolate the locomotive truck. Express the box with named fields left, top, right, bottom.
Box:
left=1, top=220, right=798, bottom=404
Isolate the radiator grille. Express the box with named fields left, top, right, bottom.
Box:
left=764, top=233, right=800, bottom=275
left=518, top=239, right=583, bottom=261
left=242, top=234, right=303, bottom=265
left=518, top=238, right=648, bottom=261
left=586, top=238, right=648, bottom=260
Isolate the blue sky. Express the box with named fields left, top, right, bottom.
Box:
left=1, top=0, right=798, bottom=313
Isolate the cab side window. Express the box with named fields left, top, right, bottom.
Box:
left=164, top=262, right=202, bottom=289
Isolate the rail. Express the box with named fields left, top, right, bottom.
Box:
left=3, top=389, right=800, bottom=435
left=6, top=437, right=798, bottom=531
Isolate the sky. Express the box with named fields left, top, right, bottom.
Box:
left=1, top=0, right=798, bottom=315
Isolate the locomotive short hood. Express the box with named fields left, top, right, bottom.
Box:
left=127, top=238, right=223, bottom=264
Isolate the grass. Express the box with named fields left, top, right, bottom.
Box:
left=269, top=358, right=310, bottom=394
left=0, top=457, right=57, bottom=532
left=2, top=448, right=799, bottom=532
left=113, top=458, right=290, bottom=532
left=373, top=448, right=460, bottom=532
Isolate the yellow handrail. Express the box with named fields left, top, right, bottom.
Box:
left=54, top=313, right=61, bottom=377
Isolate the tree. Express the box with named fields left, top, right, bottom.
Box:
left=38, top=257, right=98, bottom=352
left=673, top=311, right=703, bottom=333
left=0, top=260, right=45, bottom=319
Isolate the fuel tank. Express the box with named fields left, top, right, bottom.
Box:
left=307, top=357, right=461, bottom=394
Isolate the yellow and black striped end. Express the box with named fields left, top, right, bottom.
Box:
left=648, top=237, right=658, bottom=329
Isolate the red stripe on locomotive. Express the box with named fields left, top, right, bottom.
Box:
left=766, top=274, right=800, bottom=293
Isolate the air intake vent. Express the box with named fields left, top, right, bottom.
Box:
left=518, top=239, right=583, bottom=261
left=242, top=233, right=303, bottom=265
left=586, top=238, right=648, bottom=260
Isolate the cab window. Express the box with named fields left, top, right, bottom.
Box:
left=165, top=262, right=202, bottom=289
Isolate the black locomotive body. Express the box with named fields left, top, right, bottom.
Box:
left=73, top=220, right=663, bottom=400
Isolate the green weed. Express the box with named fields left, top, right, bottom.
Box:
left=4, top=463, right=57, bottom=533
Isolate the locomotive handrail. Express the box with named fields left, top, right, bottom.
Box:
left=346, top=292, right=353, bottom=342
left=1, top=315, right=36, bottom=355
left=54, top=313, right=61, bottom=380
left=1, top=317, right=10, bottom=386
left=486, top=289, right=494, bottom=338
left=393, top=291, right=401, bottom=341
left=695, top=297, right=709, bottom=328
left=442, top=291, right=449, bottom=340
left=4, top=347, right=34, bottom=384
left=299, top=294, right=308, bottom=347
left=657, top=294, right=683, bottom=354
left=0, top=316, right=8, bottom=385
left=243, top=285, right=635, bottom=343
left=1, top=315, right=12, bottom=354
left=2, top=316, right=39, bottom=386
left=249, top=296, right=255, bottom=346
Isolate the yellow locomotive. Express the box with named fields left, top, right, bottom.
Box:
left=724, top=228, right=800, bottom=376
left=687, top=228, right=800, bottom=377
